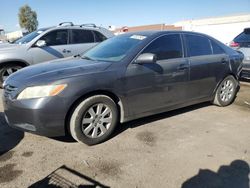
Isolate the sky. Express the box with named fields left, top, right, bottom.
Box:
left=0, top=0, right=250, bottom=32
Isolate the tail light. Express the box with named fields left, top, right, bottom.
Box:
left=230, top=41, right=240, bottom=47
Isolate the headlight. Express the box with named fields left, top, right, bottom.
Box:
left=17, top=84, right=67, bottom=100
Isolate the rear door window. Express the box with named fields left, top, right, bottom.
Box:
left=142, top=34, right=183, bottom=61
left=210, top=40, right=225, bottom=54
left=71, top=29, right=95, bottom=44
left=185, top=34, right=212, bottom=57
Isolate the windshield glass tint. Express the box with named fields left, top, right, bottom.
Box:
left=14, top=29, right=46, bottom=44
left=83, top=34, right=147, bottom=62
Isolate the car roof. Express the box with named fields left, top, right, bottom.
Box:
left=36, top=24, right=113, bottom=38
left=122, top=30, right=212, bottom=37
left=38, top=27, right=53, bottom=31
left=48, top=25, right=108, bottom=31
left=119, top=30, right=228, bottom=50
left=37, top=24, right=110, bottom=33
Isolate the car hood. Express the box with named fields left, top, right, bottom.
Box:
left=0, top=43, right=25, bottom=52
left=6, top=57, right=112, bottom=86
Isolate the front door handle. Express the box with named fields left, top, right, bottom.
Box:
left=62, top=49, right=71, bottom=53
left=177, top=64, right=189, bottom=71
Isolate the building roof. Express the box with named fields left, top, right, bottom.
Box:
left=175, top=13, right=250, bottom=26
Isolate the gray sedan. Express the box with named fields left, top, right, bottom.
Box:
left=2, top=31, right=243, bottom=145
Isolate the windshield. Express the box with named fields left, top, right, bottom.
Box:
left=14, top=29, right=46, bottom=44
left=82, top=34, right=147, bottom=62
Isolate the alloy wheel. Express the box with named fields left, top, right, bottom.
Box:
left=219, top=79, right=234, bottom=102
left=81, top=103, right=112, bottom=138
left=2, top=67, right=21, bottom=81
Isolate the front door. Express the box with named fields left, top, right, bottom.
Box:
left=28, top=29, right=72, bottom=64
left=124, top=34, right=189, bottom=117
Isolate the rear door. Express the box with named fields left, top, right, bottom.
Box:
left=28, top=29, right=72, bottom=64
left=125, top=34, right=190, bottom=116
left=67, top=29, right=99, bottom=55
left=184, top=34, right=229, bottom=100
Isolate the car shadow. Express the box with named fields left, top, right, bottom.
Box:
left=50, top=135, right=76, bottom=143
left=181, top=159, right=250, bottom=188
left=50, top=102, right=211, bottom=144
left=0, top=112, right=24, bottom=156
left=240, top=78, right=250, bottom=83
left=29, top=165, right=109, bottom=188
left=111, top=102, right=211, bottom=139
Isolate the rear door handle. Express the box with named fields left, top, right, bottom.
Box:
left=221, top=58, right=228, bottom=64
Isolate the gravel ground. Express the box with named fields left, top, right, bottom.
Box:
left=0, top=83, right=250, bottom=188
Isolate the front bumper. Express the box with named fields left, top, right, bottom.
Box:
left=2, top=95, right=68, bottom=137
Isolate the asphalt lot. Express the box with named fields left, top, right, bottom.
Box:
left=0, top=83, right=250, bottom=188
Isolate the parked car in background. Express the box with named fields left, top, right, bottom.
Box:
left=230, top=28, right=250, bottom=79
left=0, top=22, right=114, bottom=86
left=0, top=29, right=7, bottom=44
left=3, top=31, right=243, bottom=145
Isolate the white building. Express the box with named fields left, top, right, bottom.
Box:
left=5, top=30, right=23, bottom=41
left=175, top=14, right=250, bottom=44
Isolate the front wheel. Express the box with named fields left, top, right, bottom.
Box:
left=213, top=75, right=238, bottom=107
left=0, top=64, right=23, bottom=87
left=69, top=95, right=118, bottom=145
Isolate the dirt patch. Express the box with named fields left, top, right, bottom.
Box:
left=0, top=164, right=23, bottom=183
left=233, top=100, right=250, bottom=110
left=0, top=151, right=14, bottom=162
left=93, top=160, right=121, bottom=177
left=22, top=151, right=33, bottom=158
left=232, top=84, right=250, bottom=111
left=0, top=150, right=8, bottom=156
left=136, top=131, right=156, bottom=146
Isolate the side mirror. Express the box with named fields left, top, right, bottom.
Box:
left=35, top=40, right=46, bottom=47
left=135, top=53, right=157, bottom=64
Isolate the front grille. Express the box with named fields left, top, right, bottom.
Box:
left=4, top=84, right=17, bottom=98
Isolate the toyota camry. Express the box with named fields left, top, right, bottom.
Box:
left=2, top=31, right=243, bottom=145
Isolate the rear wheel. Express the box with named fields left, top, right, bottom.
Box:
left=69, top=95, right=118, bottom=145
left=213, top=75, right=238, bottom=106
left=0, top=64, right=23, bottom=87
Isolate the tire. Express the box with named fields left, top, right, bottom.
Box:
left=69, top=95, right=118, bottom=145
left=213, top=75, right=238, bottom=107
left=0, top=64, right=23, bottom=87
